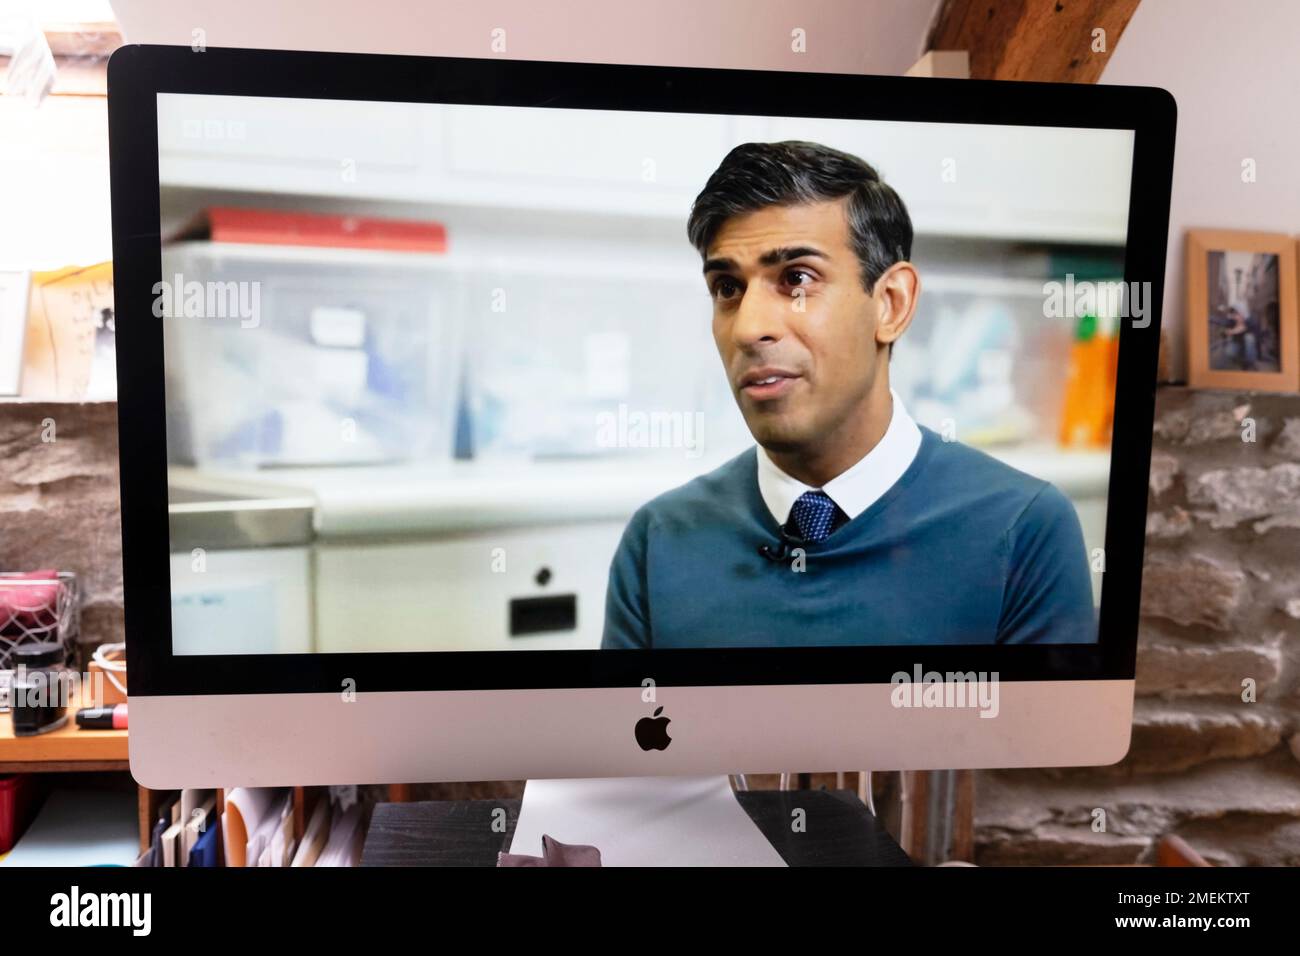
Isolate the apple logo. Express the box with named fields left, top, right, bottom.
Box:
left=635, top=706, right=672, bottom=751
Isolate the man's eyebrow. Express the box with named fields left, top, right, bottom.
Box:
left=702, top=246, right=830, bottom=274
left=760, top=245, right=828, bottom=267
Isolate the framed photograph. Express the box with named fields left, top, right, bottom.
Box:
left=0, top=268, right=31, bottom=396
left=1186, top=229, right=1299, bottom=392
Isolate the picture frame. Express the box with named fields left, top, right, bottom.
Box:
left=0, top=268, right=31, bottom=396
left=1185, top=228, right=1299, bottom=392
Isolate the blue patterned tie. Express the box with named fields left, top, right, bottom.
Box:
left=788, top=490, right=843, bottom=543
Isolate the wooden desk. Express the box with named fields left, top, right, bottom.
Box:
left=0, top=688, right=128, bottom=773
left=362, top=789, right=913, bottom=867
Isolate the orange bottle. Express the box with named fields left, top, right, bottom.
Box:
left=1059, top=314, right=1116, bottom=448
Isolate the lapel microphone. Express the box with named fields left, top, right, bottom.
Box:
left=758, top=529, right=806, bottom=563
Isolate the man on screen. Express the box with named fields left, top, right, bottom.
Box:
left=601, top=141, right=1096, bottom=649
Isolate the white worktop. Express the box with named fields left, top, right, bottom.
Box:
left=186, top=442, right=1112, bottom=539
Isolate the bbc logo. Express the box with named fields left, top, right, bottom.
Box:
left=181, top=119, right=247, bottom=141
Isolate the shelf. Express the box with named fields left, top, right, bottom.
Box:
left=0, top=686, right=128, bottom=773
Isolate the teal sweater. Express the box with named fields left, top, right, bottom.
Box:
left=601, top=426, right=1097, bottom=648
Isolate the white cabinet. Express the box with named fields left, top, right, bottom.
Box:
left=157, top=93, right=726, bottom=215
left=442, top=104, right=728, bottom=196
left=157, top=92, right=1132, bottom=243
left=158, top=93, right=432, bottom=199
left=313, top=521, right=625, bottom=653
left=169, top=546, right=313, bottom=655
left=763, top=116, right=1133, bottom=244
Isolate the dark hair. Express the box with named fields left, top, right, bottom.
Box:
left=686, top=141, right=913, bottom=293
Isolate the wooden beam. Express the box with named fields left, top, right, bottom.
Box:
left=42, top=23, right=123, bottom=58
left=0, top=23, right=120, bottom=97
left=928, top=0, right=1141, bottom=84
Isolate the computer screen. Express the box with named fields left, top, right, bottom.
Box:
left=110, top=47, right=1174, bottom=784
left=151, top=94, right=1137, bottom=655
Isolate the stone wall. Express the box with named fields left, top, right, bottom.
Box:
left=976, top=386, right=1300, bottom=866
left=0, top=401, right=123, bottom=660
left=7, top=395, right=1300, bottom=863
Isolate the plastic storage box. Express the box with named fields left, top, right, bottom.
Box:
left=464, top=258, right=742, bottom=461
left=891, top=276, right=1078, bottom=447
left=159, top=242, right=464, bottom=468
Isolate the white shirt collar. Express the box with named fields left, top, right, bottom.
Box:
left=755, top=388, right=922, bottom=526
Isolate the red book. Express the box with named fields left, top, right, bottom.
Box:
left=179, top=207, right=448, bottom=253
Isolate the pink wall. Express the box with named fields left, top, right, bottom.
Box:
left=116, top=0, right=1274, bottom=386
left=1102, top=0, right=1300, bottom=382
left=111, top=0, right=939, bottom=76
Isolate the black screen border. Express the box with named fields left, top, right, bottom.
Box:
left=108, top=45, right=1176, bottom=695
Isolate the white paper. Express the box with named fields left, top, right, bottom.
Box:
left=508, top=776, right=786, bottom=867
left=271, top=810, right=296, bottom=867
left=223, top=786, right=282, bottom=867
left=179, top=788, right=213, bottom=830
left=291, top=799, right=331, bottom=868
left=247, top=791, right=291, bottom=867
left=316, top=804, right=363, bottom=867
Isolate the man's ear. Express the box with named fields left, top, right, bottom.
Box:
left=872, top=262, right=920, bottom=347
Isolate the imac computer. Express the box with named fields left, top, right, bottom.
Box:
left=108, top=46, right=1175, bottom=788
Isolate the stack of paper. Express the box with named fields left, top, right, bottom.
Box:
left=290, top=797, right=332, bottom=867
left=222, top=788, right=296, bottom=867
left=313, top=803, right=364, bottom=867
left=130, top=786, right=366, bottom=867
left=146, top=789, right=220, bottom=866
